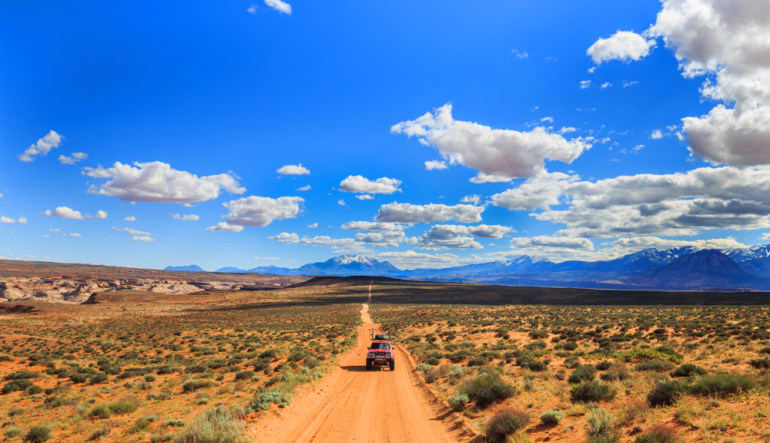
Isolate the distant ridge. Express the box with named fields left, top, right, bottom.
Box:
left=164, top=265, right=205, bottom=272
left=179, top=245, right=770, bottom=291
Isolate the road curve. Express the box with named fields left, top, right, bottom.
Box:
left=248, top=302, right=456, bottom=443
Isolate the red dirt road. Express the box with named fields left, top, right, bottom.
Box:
left=248, top=302, right=457, bottom=442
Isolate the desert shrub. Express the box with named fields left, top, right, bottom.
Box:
left=251, top=391, right=292, bottom=410
left=69, top=373, right=88, bottom=383
left=4, top=370, right=38, bottom=380
left=164, top=419, right=186, bottom=427
left=424, top=368, right=440, bottom=384
left=109, top=399, right=138, bottom=414
left=457, top=370, right=516, bottom=407
left=234, top=371, right=255, bottom=381
left=516, top=354, right=547, bottom=371
left=24, top=425, right=51, bottom=443
left=600, top=366, right=629, bottom=382
left=568, top=365, right=596, bottom=383
left=634, top=424, right=678, bottom=443
left=540, top=410, right=563, bottom=426
left=584, top=408, right=617, bottom=442
left=595, top=361, right=612, bottom=371
left=671, top=363, right=707, bottom=378
left=5, top=427, right=22, bottom=438
left=447, top=365, right=465, bottom=379
left=415, top=363, right=433, bottom=372
left=90, top=373, right=108, bottom=384
left=2, top=379, right=35, bottom=394
left=562, top=341, right=578, bottom=351
left=173, top=406, right=242, bottom=443
left=183, top=379, right=215, bottom=392
left=448, top=391, right=469, bottom=412
left=564, top=357, right=579, bottom=369
left=486, top=408, right=529, bottom=443
left=759, top=346, right=770, bottom=354
left=635, top=360, right=675, bottom=372
left=617, top=349, right=682, bottom=364
left=647, top=381, right=686, bottom=407
left=570, top=381, right=616, bottom=403
left=749, top=358, right=770, bottom=369
left=689, top=374, right=755, bottom=397
left=466, top=357, right=487, bottom=367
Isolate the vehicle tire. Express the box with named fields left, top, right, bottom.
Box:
left=366, top=360, right=372, bottom=371
left=389, top=360, right=395, bottom=371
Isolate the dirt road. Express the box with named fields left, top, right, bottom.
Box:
left=249, top=287, right=457, bottom=442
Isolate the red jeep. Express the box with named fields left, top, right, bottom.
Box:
left=366, top=337, right=395, bottom=371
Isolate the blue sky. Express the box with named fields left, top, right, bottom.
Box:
left=2, top=0, right=770, bottom=270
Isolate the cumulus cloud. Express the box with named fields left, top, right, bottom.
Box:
left=534, top=166, right=770, bottom=238
left=299, top=235, right=372, bottom=254
left=0, top=216, right=16, bottom=224
left=425, top=160, right=448, bottom=170
left=511, top=235, right=594, bottom=250
left=375, top=250, right=464, bottom=269
left=391, top=104, right=590, bottom=180
left=341, top=221, right=412, bottom=247
left=297, top=185, right=311, bottom=191
left=587, top=30, right=656, bottom=64
left=125, top=216, right=136, bottom=222
left=264, top=0, right=291, bottom=14
left=579, top=80, right=592, bottom=89
left=491, top=171, right=577, bottom=211
left=307, top=222, right=318, bottom=228
left=132, top=235, right=154, bottom=242
left=84, top=161, right=245, bottom=203
left=356, top=194, right=374, bottom=200
left=18, top=130, right=62, bottom=162
left=277, top=164, right=310, bottom=175
left=206, top=222, right=244, bottom=232
left=58, top=152, right=87, bottom=165
left=113, top=227, right=151, bottom=236
left=172, top=213, right=200, bottom=221
left=460, top=194, right=481, bottom=205
left=222, top=196, right=303, bottom=227
left=269, top=232, right=300, bottom=244
left=376, top=202, right=484, bottom=224
left=43, top=206, right=84, bottom=220
left=94, top=210, right=108, bottom=219
left=419, top=224, right=512, bottom=249
left=339, top=175, right=402, bottom=194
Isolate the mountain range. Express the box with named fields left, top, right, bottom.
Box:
left=167, top=245, right=770, bottom=291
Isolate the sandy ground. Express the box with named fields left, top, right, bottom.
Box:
left=248, top=284, right=457, bottom=442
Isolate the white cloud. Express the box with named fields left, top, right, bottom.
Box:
left=297, top=185, right=311, bottom=191
left=18, top=130, right=62, bottom=162
left=206, top=222, right=244, bottom=232
left=424, top=160, right=448, bottom=170
left=43, top=206, right=84, bottom=220
left=355, top=194, right=374, bottom=200
left=341, top=221, right=411, bottom=247
left=392, top=104, right=590, bottom=180
left=559, top=127, right=577, bottom=134
left=460, top=194, right=481, bottom=205
left=269, top=232, right=300, bottom=244
left=651, top=129, right=663, bottom=139
left=247, top=4, right=257, bottom=14
left=222, top=196, right=303, bottom=227
left=84, top=161, right=245, bottom=203
left=307, top=222, right=318, bottom=229
left=132, top=235, right=154, bottom=242
left=600, top=82, right=612, bottom=89
left=339, top=175, right=402, bottom=194
left=622, top=80, right=639, bottom=88
left=491, top=171, right=577, bottom=211
left=587, top=30, right=656, bottom=64
left=94, top=210, right=108, bottom=219
left=58, top=152, right=87, bottom=165
left=277, top=164, right=310, bottom=175
left=376, top=202, right=484, bottom=224
left=375, top=250, right=464, bottom=270
left=113, top=227, right=151, bottom=236
left=0, top=216, right=15, bottom=224
left=341, top=221, right=406, bottom=232
left=69, top=233, right=82, bottom=238
left=510, top=49, right=528, bottom=59
left=264, top=0, right=291, bottom=14
left=418, top=224, right=512, bottom=250
left=511, top=235, right=594, bottom=250
left=172, top=213, right=200, bottom=221
left=337, top=199, right=346, bottom=206
left=540, top=116, right=554, bottom=123
left=17, top=217, right=27, bottom=224
left=125, top=216, right=136, bottom=222
left=297, top=235, right=372, bottom=254
left=579, top=80, right=591, bottom=89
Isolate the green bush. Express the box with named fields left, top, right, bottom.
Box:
left=4, top=370, right=38, bottom=380
left=570, top=381, right=616, bottom=403
left=4, top=427, right=22, bottom=438
left=568, top=365, right=596, bottom=384
left=749, top=358, right=770, bottom=369
left=689, top=374, right=755, bottom=397
left=486, top=408, right=529, bottom=443
left=647, top=381, right=686, bottom=407
left=584, top=408, right=617, bottom=442
left=89, top=400, right=137, bottom=418
left=635, top=360, right=675, bottom=372
left=2, top=379, right=35, bottom=394
left=448, top=391, right=469, bottom=412
left=173, top=406, right=242, bottom=443
left=24, top=425, right=51, bottom=443
left=251, top=391, right=292, bottom=410
left=633, top=424, right=678, bottom=443
left=540, top=410, right=563, bottom=426
left=671, top=363, right=707, bottom=378
left=183, top=379, right=215, bottom=392
left=457, top=370, right=516, bottom=407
